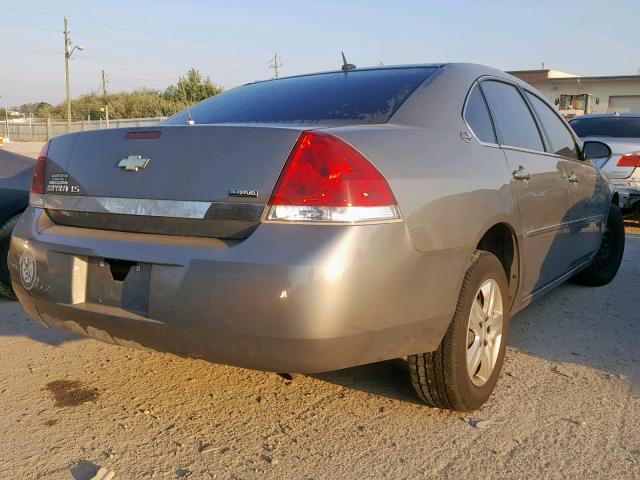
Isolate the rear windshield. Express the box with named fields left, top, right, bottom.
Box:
left=569, top=117, right=640, bottom=138
left=163, top=67, right=437, bottom=125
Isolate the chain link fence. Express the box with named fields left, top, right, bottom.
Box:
left=0, top=117, right=168, bottom=142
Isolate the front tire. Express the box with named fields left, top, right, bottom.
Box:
left=0, top=214, right=20, bottom=300
left=572, top=204, right=625, bottom=286
left=408, top=251, right=510, bottom=411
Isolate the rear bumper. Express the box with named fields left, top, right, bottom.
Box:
left=9, top=208, right=469, bottom=373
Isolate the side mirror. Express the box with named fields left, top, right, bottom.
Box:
left=582, top=140, right=611, bottom=160
left=554, top=98, right=560, bottom=106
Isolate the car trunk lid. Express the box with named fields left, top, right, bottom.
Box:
left=43, top=125, right=306, bottom=239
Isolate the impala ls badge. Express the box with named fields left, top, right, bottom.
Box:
left=118, top=155, right=150, bottom=172
left=229, top=189, right=259, bottom=198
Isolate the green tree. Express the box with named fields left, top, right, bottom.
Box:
left=163, top=68, right=223, bottom=103
left=23, top=68, right=224, bottom=121
left=34, top=102, right=54, bottom=118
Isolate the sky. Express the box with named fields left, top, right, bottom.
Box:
left=0, top=0, right=639, bottom=106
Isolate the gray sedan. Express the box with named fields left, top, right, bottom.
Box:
left=9, top=63, right=624, bottom=410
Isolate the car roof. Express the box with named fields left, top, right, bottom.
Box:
left=243, top=63, right=448, bottom=86
left=243, top=62, right=517, bottom=87
left=570, top=113, right=640, bottom=120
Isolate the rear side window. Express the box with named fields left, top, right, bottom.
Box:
left=569, top=117, right=640, bottom=138
left=481, top=80, right=544, bottom=152
left=525, top=92, right=578, bottom=159
left=163, top=67, right=437, bottom=125
left=464, top=85, right=496, bottom=143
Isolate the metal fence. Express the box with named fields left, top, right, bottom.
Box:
left=0, top=117, right=168, bottom=142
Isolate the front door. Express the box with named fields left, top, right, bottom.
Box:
left=564, top=159, right=609, bottom=264
left=503, top=150, right=573, bottom=294
left=480, top=79, right=574, bottom=296
left=522, top=91, right=609, bottom=269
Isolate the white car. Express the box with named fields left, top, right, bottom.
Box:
left=570, top=113, right=640, bottom=211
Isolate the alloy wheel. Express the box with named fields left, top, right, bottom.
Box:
left=466, top=278, right=504, bottom=386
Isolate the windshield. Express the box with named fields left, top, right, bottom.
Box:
left=559, top=95, right=588, bottom=111
left=569, top=117, right=640, bottom=138
left=163, top=67, right=437, bottom=125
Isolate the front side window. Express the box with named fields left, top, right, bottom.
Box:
left=464, top=85, right=496, bottom=144
left=480, top=80, right=544, bottom=152
left=525, top=92, right=578, bottom=159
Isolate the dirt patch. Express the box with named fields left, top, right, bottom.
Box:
left=43, top=419, right=59, bottom=427
left=45, top=380, right=99, bottom=407
left=624, top=211, right=640, bottom=234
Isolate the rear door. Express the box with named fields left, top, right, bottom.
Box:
left=481, top=79, right=573, bottom=295
left=525, top=91, right=608, bottom=263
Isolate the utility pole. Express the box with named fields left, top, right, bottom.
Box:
left=269, top=53, right=282, bottom=78
left=64, top=17, right=83, bottom=132
left=1, top=96, right=9, bottom=142
left=101, top=69, right=110, bottom=128
left=64, top=17, right=71, bottom=131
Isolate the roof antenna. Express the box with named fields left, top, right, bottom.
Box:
left=186, top=102, right=195, bottom=125
left=341, top=51, right=356, bottom=72
left=183, top=89, right=195, bottom=125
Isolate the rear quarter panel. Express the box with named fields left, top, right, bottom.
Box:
left=328, top=64, right=524, bottom=312
left=329, top=64, right=523, bottom=254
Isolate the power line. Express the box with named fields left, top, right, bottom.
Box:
left=75, top=54, right=176, bottom=81
left=108, top=72, right=176, bottom=82
left=0, top=7, right=61, bottom=17
left=78, top=53, right=271, bottom=86
left=0, top=8, right=337, bottom=65
left=0, top=22, right=60, bottom=32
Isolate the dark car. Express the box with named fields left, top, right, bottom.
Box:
left=0, top=148, right=34, bottom=298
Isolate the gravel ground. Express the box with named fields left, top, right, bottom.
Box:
left=0, top=141, right=45, bottom=159
left=0, top=236, right=638, bottom=479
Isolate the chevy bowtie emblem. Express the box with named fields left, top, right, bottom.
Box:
left=118, top=155, right=150, bottom=172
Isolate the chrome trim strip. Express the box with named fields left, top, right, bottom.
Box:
left=43, top=195, right=263, bottom=220
left=526, top=215, right=603, bottom=237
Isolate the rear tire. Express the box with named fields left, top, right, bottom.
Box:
left=408, top=251, right=510, bottom=411
left=572, top=204, right=625, bottom=286
left=0, top=214, right=20, bottom=300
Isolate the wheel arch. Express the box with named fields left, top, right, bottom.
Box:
left=475, top=221, right=520, bottom=310
left=611, top=192, right=619, bottom=208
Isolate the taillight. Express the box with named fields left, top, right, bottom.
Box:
left=266, top=131, right=401, bottom=223
left=29, top=141, right=49, bottom=207
left=616, top=151, right=640, bottom=168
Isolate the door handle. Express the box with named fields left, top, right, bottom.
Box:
left=568, top=174, right=579, bottom=183
left=512, top=166, right=531, bottom=181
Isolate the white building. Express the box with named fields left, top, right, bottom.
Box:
left=508, top=69, right=640, bottom=113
